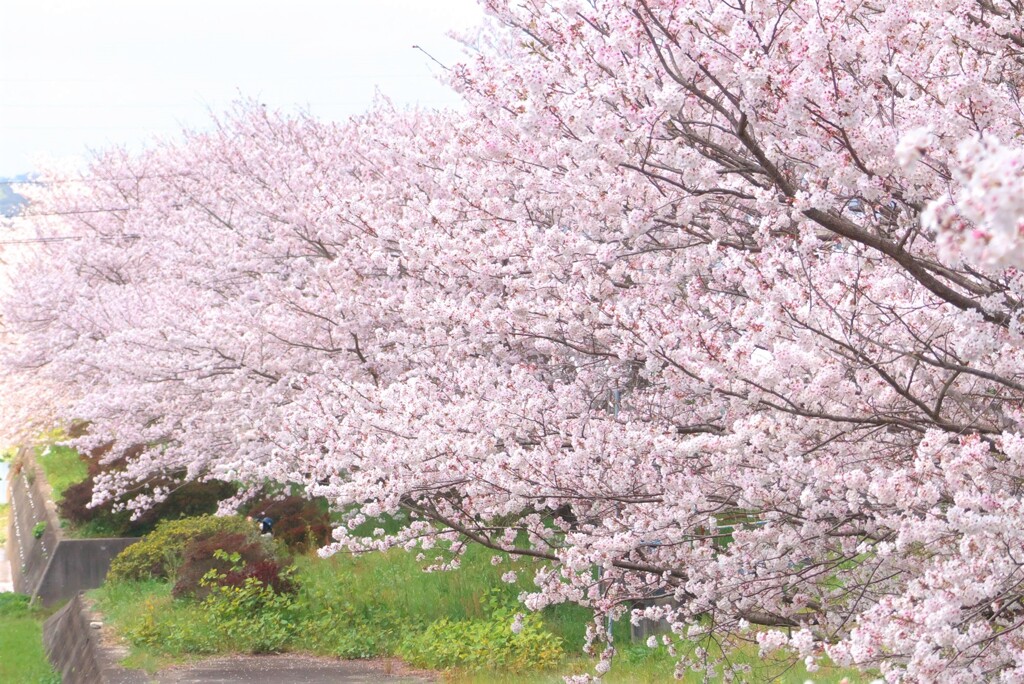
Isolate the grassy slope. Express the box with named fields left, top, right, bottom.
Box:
left=32, top=440, right=125, bottom=538
left=34, top=443, right=88, bottom=503
left=92, top=543, right=866, bottom=682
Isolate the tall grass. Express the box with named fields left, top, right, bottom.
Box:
left=297, top=544, right=515, bottom=624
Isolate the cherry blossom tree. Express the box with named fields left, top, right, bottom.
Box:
left=2, top=1, right=1024, bottom=681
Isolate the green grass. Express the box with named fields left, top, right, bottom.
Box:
left=87, top=581, right=194, bottom=671
left=90, top=541, right=869, bottom=682
left=33, top=440, right=114, bottom=539
left=297, top=543, right=509, bottom=623
left=0, top=594, right=60, bottom=683
left=34, top=443, right=88, bottom=503
left=67, top=517, right=132, bottom=538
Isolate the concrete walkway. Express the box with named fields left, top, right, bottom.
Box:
left=153, top=655, right=430, bottom=683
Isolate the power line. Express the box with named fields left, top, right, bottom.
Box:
left=0, top=235, right=140, bottom=245
left=0, top=174, right=196, bottom=186
left=11, top=209, right=131, bottom=217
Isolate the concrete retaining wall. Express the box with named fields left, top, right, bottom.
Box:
left=6, top=446, right=140, bottom=605
left=43, top=593, right=147, bottom=684
left=35, top=537, right=141, bottom=606
left=8, top=447, right=61, bottom=597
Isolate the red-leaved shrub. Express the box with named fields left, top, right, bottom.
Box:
left=246, top=495, right=331, bottom=552
left=171, top=531, right=284, bottom=599
left=223, top=559, right=297, bottom=595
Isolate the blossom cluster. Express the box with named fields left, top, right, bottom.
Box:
left=2, top=1, right=1023, bottom=681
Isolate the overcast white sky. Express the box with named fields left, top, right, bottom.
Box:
left=0, top=1, right=484, bottom=178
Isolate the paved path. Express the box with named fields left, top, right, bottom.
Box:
left=153, top=655, right=430, bottom=683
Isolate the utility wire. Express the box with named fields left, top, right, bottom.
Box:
left=0, top=235, right=140, bottom=245
left=12, top=208, right=131, bottom=217
left=0, top=174, right=197, bottom=186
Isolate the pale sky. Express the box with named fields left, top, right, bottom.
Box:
left=0, top=1, right=484, bottom=178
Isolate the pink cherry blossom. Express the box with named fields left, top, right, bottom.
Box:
left=2, top=1, right=1023, bottom=681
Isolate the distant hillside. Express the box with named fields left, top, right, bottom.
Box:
left=0, top=175, right=30, bottom=217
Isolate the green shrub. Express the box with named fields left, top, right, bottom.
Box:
left=32, top=522, right=46, bottom=539
left=107, top=515, right=254, bottom=582
left=398, top=589, right=564, bottom=673
left=122, top=569, right=299, bottom=656
left=302, top=596, right=404, bottom=659
left=202, top=573, right=300, bottom=653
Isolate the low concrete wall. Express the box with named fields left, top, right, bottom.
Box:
left=36, top=537, right=141, bottom=606
left=6, top=446, right=141, bottom=605
left=43, top=593, right=148, bottom=684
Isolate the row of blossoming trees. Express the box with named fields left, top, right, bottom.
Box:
left=1, top=1, right=1023, bottom=681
